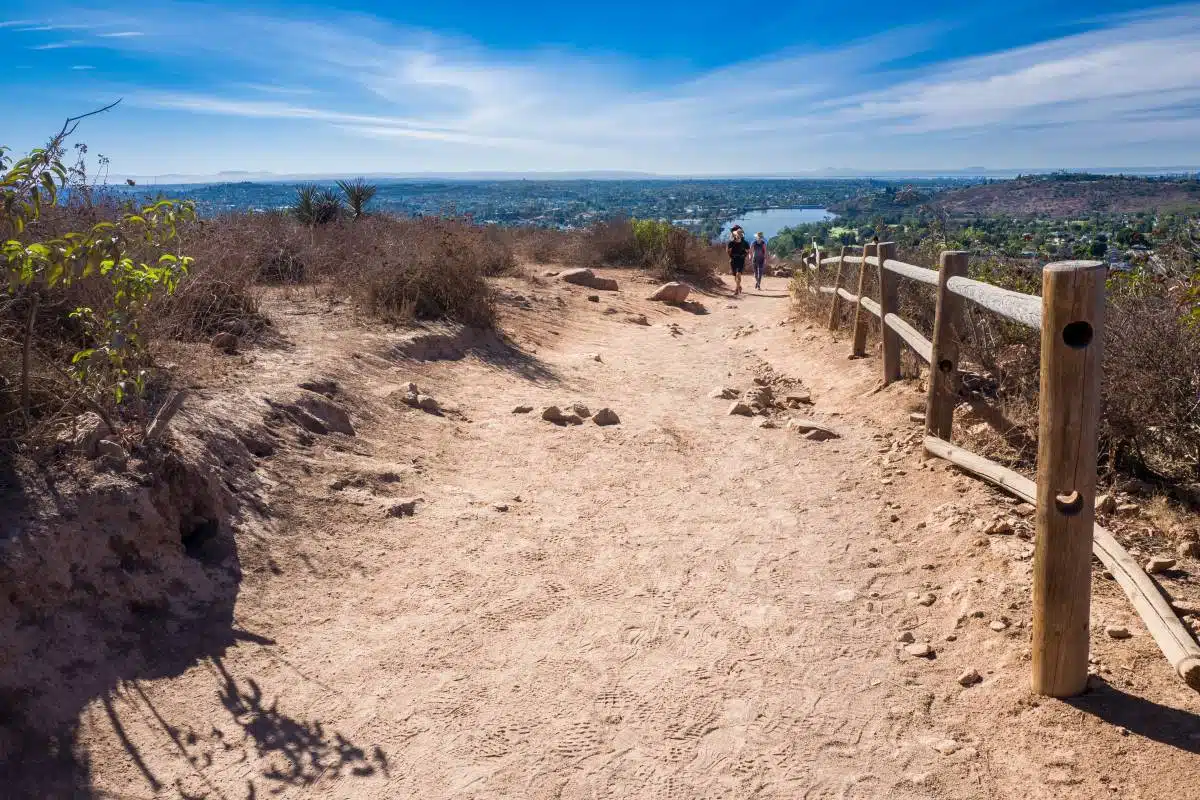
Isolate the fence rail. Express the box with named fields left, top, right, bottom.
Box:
left=797, top=243, right=1200, bottom=695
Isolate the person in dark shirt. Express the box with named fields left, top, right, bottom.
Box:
left=727, top=228, right=750, bottom=295
left=751, top=231, right=768, bottom=289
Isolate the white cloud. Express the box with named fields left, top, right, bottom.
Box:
left=42, top=2, right=1200, bottom=170
left=30, top=40, right=79, bottom=49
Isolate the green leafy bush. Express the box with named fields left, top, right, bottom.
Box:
left=2, top=134, right=194, bottom=413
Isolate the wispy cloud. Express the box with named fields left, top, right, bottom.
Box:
left=70, top=64, right=94, bottom=70
left=30, top=40, right=80, bottom=49
left=25, top=1, right=1200, bottom=170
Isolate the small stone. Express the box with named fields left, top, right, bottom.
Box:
left=985, top=518, right=1014, bottom=536
left=647, top=282, right=691, bottom=303
left=896, top=631, right=915, bottom=644
left=916, top=593, right=937, bottom=607
left=587, top=295, right=600, bottom=302
left=493, top=503, right=509, bottom=512
left=417, top=395, right=440, bottom=413
left=542, top=270, right=559, bottom=277
left=909, top=412, right=926, bottom=424
left=562, top=414, right=585, bottom=425
left=1146, top=556, right=1177, bottom=575
left=1095, top=494, right=1117, bottom=514
left=388, top=499, right=420, bottom=517
left=1116, top=502, right=1141, bottom=515
left=1170, top=598, right=1200, bottom=616
left=94, top=438, right=127, bottom=466
left=586, top=353, right=603, bottom=362
left=63, top=412, right=110, bottom=457
left=512, top=405, right=534, bottom=414
left=572, top=403, right=592, bottom=418
left=626, top=314, right=650, bottom=326
left=728, top=402, right=754, bottom=417
left=932, top=739, right=961, bottom=755
left=592, top=408, right=621, bottom=426
left=957, top=669, right=983, bottom=687
left=1015, top=503, right=1035, bottom=517
left=756, top=418, right=777, bottom=429
left=989, top=620, right=1009, bottom=632
left=542, top=406, right=566, bottom=423
left=1178, top=540, right=1200, bottom=559
left=784, top=392, right=813, bottom=407
left=210, top=331, right=239, bottom=353
left=1105, top=626, right=1132, bottom=640
left=709, top=387, right=739, bottom=400
left=905, top=642, right=934, bottom=658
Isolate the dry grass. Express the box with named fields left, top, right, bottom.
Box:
left=792, top=245, right=1200, bottom=493
left=514, top=218, right=723, bottom=285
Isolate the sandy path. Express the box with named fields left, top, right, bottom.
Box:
left=80, top=271, right=1200, bottom=799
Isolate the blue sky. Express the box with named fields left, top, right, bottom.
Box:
left=3, top=1, right=1199, bottom=176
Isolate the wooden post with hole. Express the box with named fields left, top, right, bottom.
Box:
left=1032, top=260, right=1106, bottom=697
left=827, top=246, right=848, bottom=330
left=925, top=251, right=969, bottom=440
left=877, top=241, right=901, bottom=383
left=850, top=242, right=875, bottom=357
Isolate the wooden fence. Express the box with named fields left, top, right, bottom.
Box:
left=799, top=243, right=1200, bottom=696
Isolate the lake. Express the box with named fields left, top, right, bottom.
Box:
left=720, top=208, right=834, bottom=242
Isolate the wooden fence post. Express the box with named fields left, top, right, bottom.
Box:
left=827, top=246, right=848, bottom=330
left=925, top=251, right=969, bottom=440
left=850, top=242, right=875, bottom=358
left=1032, top=260, right=1106, bottom=698
left=877, top=241, right=901, bottom=383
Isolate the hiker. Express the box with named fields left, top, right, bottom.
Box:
left=727, top=227, right=750, bottom=295
left=751, top=231, right=767, bottom=289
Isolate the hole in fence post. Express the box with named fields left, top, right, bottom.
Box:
left=1061, top=321, right=1093, bottom=349
left=1054, top=491, right=1084, bottom=516
left=938, top=359, right=954, bottom=373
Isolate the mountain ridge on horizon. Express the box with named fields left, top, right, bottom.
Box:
left=111, top=166, right=1200, bottom=185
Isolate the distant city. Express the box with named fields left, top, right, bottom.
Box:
left=108, top=177, right=984, bottom=240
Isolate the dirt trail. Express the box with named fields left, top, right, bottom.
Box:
left=79, top=270, right=1199, bottom=799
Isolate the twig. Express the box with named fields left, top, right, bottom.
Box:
left=30, top=345, right=118, bottom=434
left=145, top=390, right=188, bottom=443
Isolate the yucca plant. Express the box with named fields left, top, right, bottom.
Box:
left=336, top=178, right=378, bottom=219
left=293, top=184, right=342, bottom=226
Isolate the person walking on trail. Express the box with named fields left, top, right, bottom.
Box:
left=751, top=231, right=768, bottom=290
left=727, top=227, right=750, bottom=295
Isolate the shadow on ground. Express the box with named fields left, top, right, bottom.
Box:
left=1067, top=678, right=1200, bottom=754
left=0, top=432, right=385, bottom=797
left=391, top=324, right=559, bottom=384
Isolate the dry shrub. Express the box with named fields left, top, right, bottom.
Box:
left=793, top=244, right=1200, bottom=488
left=567, top=217, right=721, bottom=285
left=313, top=216, right=507, bottom=327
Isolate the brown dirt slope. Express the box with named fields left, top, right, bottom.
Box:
left=933, top=176, right=1200, bottom=216
left=5, top=268, right=1200, bottom=798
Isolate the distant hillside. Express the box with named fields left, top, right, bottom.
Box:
left=932, top=174, right=1200, bottom=217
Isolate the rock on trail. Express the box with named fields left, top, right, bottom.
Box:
left=559, top=268, right=619, bottom=291
left=647, top=282, right=690, bottom=303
